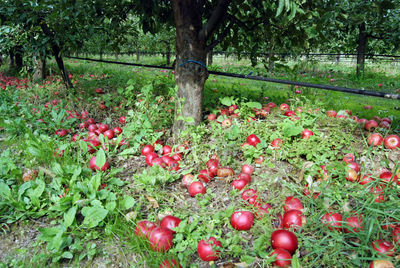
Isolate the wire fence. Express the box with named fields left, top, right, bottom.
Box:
left=66, top=56, right=400, bottom=100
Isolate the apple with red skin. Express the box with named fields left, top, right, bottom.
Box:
left=89, top=156, right=110, bottom=171
left=379, top=121, right=390, bottom=129
left=359, top=174, right=375, bottom=185
left=283, top=196, right=303, bottom=212
left=271, top=229, right=298, bottom=254
left=256, top=203, right=272, bottom=218
left=284, top=110, right=296, bottom=117
left=198, top=169, right=214, bottom=183
left=367, top=133, right=383, bottom=146
left=364, top=105, right=373, bottom=110
left=160, top=215, right=181, bottom=234
left=148, top=227, right=173, bottom=252
left=86, top=139, right=101, bottom=154
left=282, top=209, right=307, bottom=230
left=241, top=164, right=254, bottom=175
left=368, top=186, right=385, bottom=203
left=151, top=158, right=166, bottom=168
left=112, top=127, right=122, bottom=136
left=321, top=212, right=342, bottom=231
left=119, top=116, right=126, bottom=124
left=55, top=129, right=67, bottom=137
left=159, top=259, right=182, bottom=268
left=232, top=179, right=249, bottom=190
left=246, top=134, right=261, bottom=147
left=344, top=214, right=363, bottom=233
left=145, top=152, right=159, bottom=166
left=301, top=129, right=314, bottom=140
left=326, top=110, right=337, bottom=118
left=135, top=220, right=157, bottom=239
left=343, top=153, right=356, bottom=163
left=280, top=103, right=290, bottom=111
left=88, top=124, right=98, bottom=132
left=79, top=122, right=89, bottom=129
left=271, top=138, right=283, bottom=148
left=188, top=181, right=206, bottom=196
left=365, top=120, right=378, bottom=131
left=72, top=134, right=80, bottom=142
left=254, top=155, right=264, bottom=164
left=371, top=240, right=395, bottom=257
left=347, top=161, right=360, bottom=173
left=267, top=102, right=277, bottom=108
left=383, top=134, right=400, bottom=149
left=270, top=248, right=292, bottom=267
left=231, top=211, right=254, bottom=230
left=197, top=237, right=222, bottom=261
left=207, top=113, right=216, bottom=121
left=162, top=145, right=172, bottom=156
left=141, top=145, right=155, bottom=156
left=103, top=129, right=115, bottom=139
left=98, top=123, right=109, bottom=133
left=241, top=189, right=258, bottom=201
left=182, top=174, right=194, bottom=187
left=380, top=171, right=398, bottom=184
left=171, top=153, right=183, bottom=162
left=237, top=173, right=251, bottom=183
left=162, top=156, right=179, bottom=171
left=95, top=88, right=104, bottom=94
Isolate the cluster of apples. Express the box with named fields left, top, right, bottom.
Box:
left=0, top=73, right=29, bottom=90
left=344, top=153, right=399, bottom=202
left=141, top=142, right=186, bottom=172
left=135, top=215, right=183, bottom=267
left=367, top=133, right=400, bottom=149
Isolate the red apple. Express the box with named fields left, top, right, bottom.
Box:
left=383, top=134, right=400, bottom=149
left=271, top=138, right=283, bottom=148
left=326, top=110, right=337, bottom=118
left=301, top=129, right=314, bottom=140
left=230, top=211, right=254, bottom=231
left=197, top=237, right=222, bottom=261
left=371, top=240, right=395, bottom=257
left=321, top=212, right=342, bottom=231
left=367, top=133, right=383, bottom=146
left=270, top=248, right=292, bottom=267
left=365, top=120, right=378, bottom=131
left=246, top=134, right=261, bottom=147
left=271, top=229, right=298, bottom=254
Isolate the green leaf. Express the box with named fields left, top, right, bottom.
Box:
left=245, top=102, right=262, bottom=109
left=61, top=251, right=73, bottom=259
left=0, top=182, right=11, bottom=199
left=276, top=0, right=285, bottom=17
left=64, top=206, right=77, bottom=228
left=81, top=206, right=108, bottom=228
left=95, top=148, right=106, bottom=169
left=283, top=125, right=303, bottom=138
left=120, top=195, right=135, bottom=210
left=220, top=96, right=234, bottom=106
left=39, top=227, right=61, bottom=242
left=241, top=255, right=255, bottom=264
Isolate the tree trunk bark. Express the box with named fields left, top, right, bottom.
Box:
left=115, top=52, right=118, bottom=60
left=33, top=53, right=46, bottom=81
left=167, top=44, right=171, bottom=66
left=207, top=49, right=213, bottom=66
left=100, top=48, right=103, bottom=60
left=52, top=44, right=73, bottom=88
left=39, top=20, right=73, bottom=88
left=335, top=53, right=340, bottom=65
left=356, top=22, right=367, bottom=76
left=136, top=43, right=140, bottom=61
left=172, top=0, right=209, bottom=134
left=9, top=50, right=15, bottom=67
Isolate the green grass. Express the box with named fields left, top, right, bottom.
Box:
left=0, top=57, right=399, bottom=267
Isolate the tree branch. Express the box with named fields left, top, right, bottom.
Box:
left=367, top=33, right=385, bottom=40
left=226, top=13, right=265, bottom=31
left=206, top=17, right=234, bottom=51
left=199, top=0, right=232, bottom=41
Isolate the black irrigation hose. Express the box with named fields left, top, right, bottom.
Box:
left=66, top=56, right=400, bottom=100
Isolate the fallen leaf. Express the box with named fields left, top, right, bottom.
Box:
left=146, top=195, right=159, bottom=209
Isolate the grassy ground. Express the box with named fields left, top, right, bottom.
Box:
left=0, top=57, right=399, bottom=267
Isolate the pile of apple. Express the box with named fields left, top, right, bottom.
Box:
left=0, top=73, right=29, bottom=90
left=367, top=133, right=400, bottom=149
left=135, top=215, right=183, bottom=267
left=141, top=142, right=186, bottom=172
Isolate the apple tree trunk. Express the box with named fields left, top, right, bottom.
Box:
left=172, top=0, right=209, bottom=134
left=356, top=22, right=367, bottom=76
left=8, top=50, right=15, bottom=67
